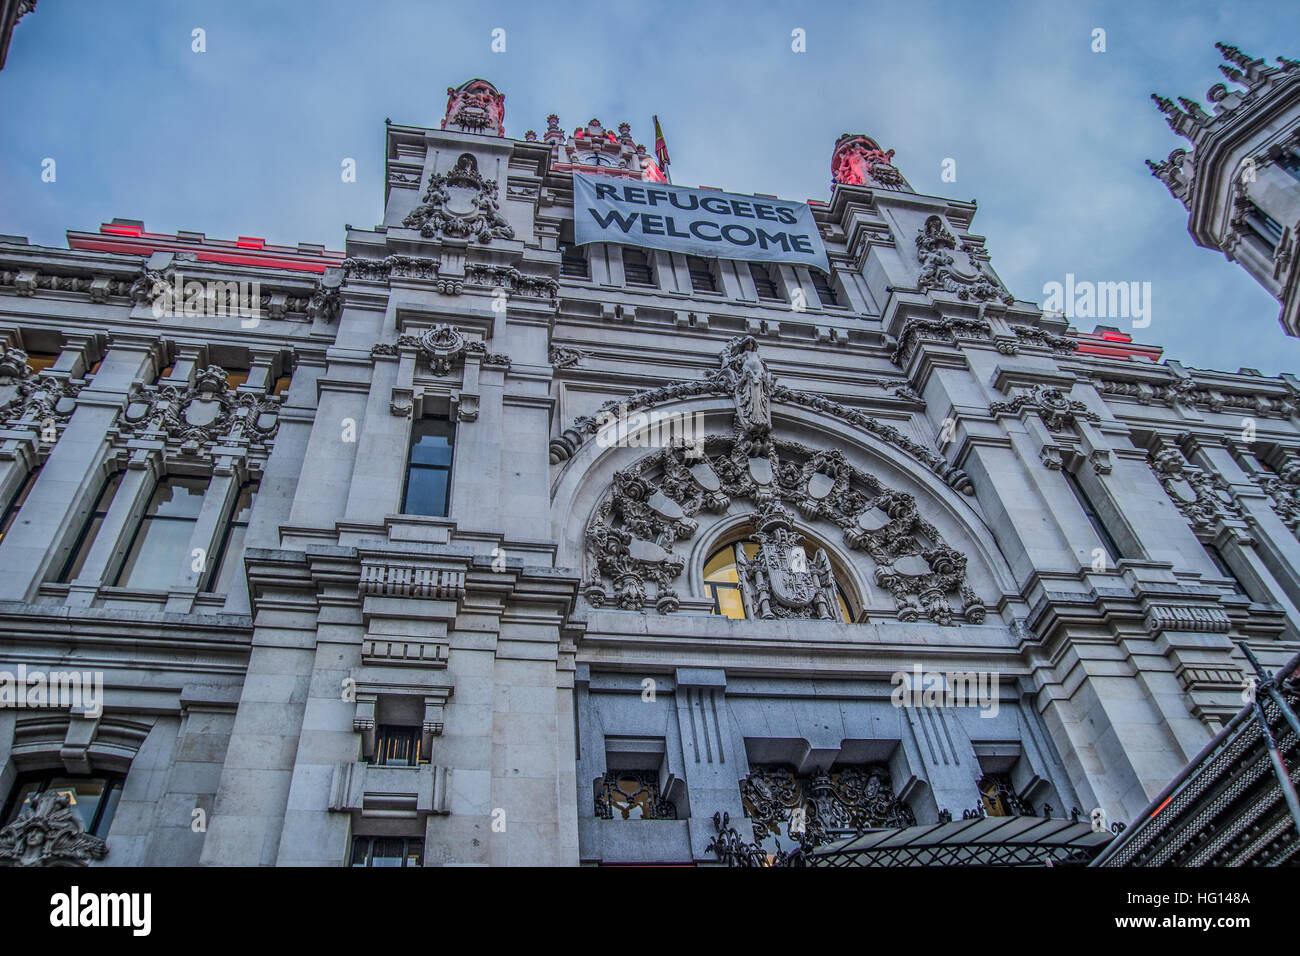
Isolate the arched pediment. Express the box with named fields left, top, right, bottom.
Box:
left=580, top=429, right=987, bottom=625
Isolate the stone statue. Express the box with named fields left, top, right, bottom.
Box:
left=442, top=78, right=505, bottom=136
left=717, top=336, right=773, bottom=436
left=831, top=133, right=906, bottom=188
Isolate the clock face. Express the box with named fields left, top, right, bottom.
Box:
left=579, top=152, right=614, bottom=167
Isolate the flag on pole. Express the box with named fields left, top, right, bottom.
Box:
left=653, top=115, right=670, bottom=170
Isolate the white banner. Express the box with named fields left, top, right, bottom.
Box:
left=573, top=173, right=830, bottom=273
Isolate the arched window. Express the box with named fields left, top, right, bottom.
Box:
left=703, top=539, right=854, bottom=622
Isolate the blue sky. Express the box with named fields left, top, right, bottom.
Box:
left=3, top=0, right=1298, bottom=374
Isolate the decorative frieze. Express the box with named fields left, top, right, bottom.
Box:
left=370, top=325, right=511, bottom=376
left=358, top=562, right=466, bottom=599
left=1145, top=604, right=1232, bottom=634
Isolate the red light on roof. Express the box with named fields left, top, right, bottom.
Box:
left=1100, top=331, right=1131, bottom=342
left=1151, top=795, right=1173, bottom=818
left=235, top=236, right=265, bottom=249
left=101, top=223, right=143, bottom=237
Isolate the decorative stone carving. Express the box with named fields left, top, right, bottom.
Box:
left=128, top=268, right=168, bottom=306
left=372, top=325, right=511, bottom=377
left=890, top=315, right=994, bottom=366
left=555, top=336, right=972, bottom=494
left=915, top=216, right=1014, bottom=305
left=831, top=134, right=908, bottom=190
left=0, top=269, right=134, bottom=302
left=715, top=336, right=773, bottom=436
left=1145, top=604, right=1232, bottom=634
left=464, top=262, right=558, bottom=300
left=549, top=345, right=584, bottom=369
left=736, top=501, right=840, bottom=620
left=1013, top=326, right=1078, bottom=354
left=0, top=790, right=108, bottom=867
left=116, top=365, right=280, bottom=457
left=0, top=347, right=29, bottom=382
left=741, top=764, right=916, bottom=845
left=441, top=78, right=505, bottom=136
left=583, top=433, right=984, bottom=624
left=1095, top=373, right=1296, bottom=418
left=1149, top=448, right=1245, bottom=532
left=342, top=255, right=442, bottom=283
left=401, top=153, right=515, bottom=243
left=306, top=275, right=341, bottom=323
left=989, top=383, right=1100, bottom=432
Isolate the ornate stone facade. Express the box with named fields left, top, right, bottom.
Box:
left=0, top=74, right=1296, bottom=871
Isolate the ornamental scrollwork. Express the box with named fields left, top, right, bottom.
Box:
left=742, top=765, right=916, bottom=846
left=989, top=383, right=1100, bottom=433
left=0, top=790, right=108, bottom=867
left=915, top=216, right=1014, bottom=306
left=372, top=325, right=511, bottom=376
left=890, top=315, right=994, bottom=367
left=401, top=153, right=515, bottom=243
left=593, top=772, right=677, bottom=820
left=583, top=434, right=984, bottom=625
left=0, top=350, right=84, bottom=431
left=1149, top=448, right=1245, bottom=533
left=116, top=365, right=280, bottom=457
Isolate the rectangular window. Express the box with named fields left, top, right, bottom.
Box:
left=207, top=479, right=258, bottom=593
left=749, top=263, right=781, bottom=300
left=350, top=836, right=424, bottom=867
left=622, top=248, right=654, bottom=286
left=402, top=417, right=455, bottom=517
left=1064, top=469, right=1123, bottom=563
left=687, top=256, right=718, bottom=293
left=559, top=241, right=588, bottom=278
left=811, top=270, right=840, bottom=307
left=57, top=471, right=123, bottom=583
left=113, top=476, right=208, bottom=590
left=373, top=725, right=425, bottom=767
left=2, top=771, right=125, bottom=839
left=0, top=465, right=41, bottom=545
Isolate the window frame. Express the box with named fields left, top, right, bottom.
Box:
left=206, top=478, right=259, bottom=593
left=1, top=770, right=126, bottom=839
left=111, top=474, right=210, bottom=590
left=401, top=416, right=456, bottom=518
left=349, top=835, right=424, bottom=867
left=56, top=470, right=124, bottom=583
left=0, top=464, right=42, bottom=545
left=1064, top=467, right=1124, bottom=564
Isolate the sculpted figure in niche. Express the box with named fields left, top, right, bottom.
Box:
left=734, top=338, right=773, bottom=436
